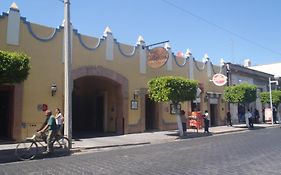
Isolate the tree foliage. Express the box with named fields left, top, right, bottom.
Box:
left=0, top=50, right=31, bottom=84
left=148, top=76, right=198, bottom=104
left=260, top=90, right=281, bottom=106
left=224, top=83, right=257, bottom=104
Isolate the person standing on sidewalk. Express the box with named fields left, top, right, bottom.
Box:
left=254, top=108, right=260, bottom=123
left=203, top=110, right=210, bottom=133
left=245, top=109, right=253, bottom=128
left=180, top=110, right=187, bottom=134
left=55, top=108, right=64, bottom=135
left=226, top=112, right=232, bottom=126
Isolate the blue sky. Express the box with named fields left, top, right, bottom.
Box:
left=1, top=0, right=281, bottom=66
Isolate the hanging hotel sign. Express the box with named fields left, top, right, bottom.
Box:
left=212, top=73, right=227, bottom=86
left=147, top=47, right=169, bottom=69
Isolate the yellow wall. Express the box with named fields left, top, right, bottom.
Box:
left=0, top=9, right=227, bottom=139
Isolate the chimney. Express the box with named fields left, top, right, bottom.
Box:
left=244, top=59, right=251, bottom=67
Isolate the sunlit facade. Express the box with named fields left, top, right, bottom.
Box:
left=0, top=4, right=227, bottom=141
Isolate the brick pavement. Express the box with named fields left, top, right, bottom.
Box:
left=0, top=123, right=278, bottom=164
left=1, top=126, right=281, bottom=175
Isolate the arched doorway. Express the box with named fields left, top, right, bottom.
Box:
left=145, top=94, right=159, bottom=131
left=0, top=85, right=14, bottom=140
left=72, top=66, right=128, bottom=137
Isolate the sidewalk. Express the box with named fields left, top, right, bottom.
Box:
left=0, top=123, right=278, bottom=163
left=71, top=123, right=277, bottom=150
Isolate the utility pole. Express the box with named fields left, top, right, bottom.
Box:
left=63, top=0, right=72, bottom=148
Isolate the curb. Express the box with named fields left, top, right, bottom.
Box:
left=71, top=142, right=151, bottom=153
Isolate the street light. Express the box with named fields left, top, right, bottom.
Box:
left=269, top=77, right=279, bottom=125
left=63, top=0, right=72, bottom=147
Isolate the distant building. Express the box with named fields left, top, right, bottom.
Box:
left=223, top=62, right=274, bottom=124
left=250, top=62, right=281, bottom=77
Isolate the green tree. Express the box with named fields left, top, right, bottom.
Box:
left=260, top=90, right=281, bottom=123
left=0, top=50, right=31, bottom=84
left=224, top=83, right=257, bottom=127
left=260, top=90, right=281, bottom=106
left=224, top=83, right=257, bottom=104
left=148, top=76, right=198, bottom=136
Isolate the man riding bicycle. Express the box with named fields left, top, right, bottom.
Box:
left=37, top=110, right=58, bottom=154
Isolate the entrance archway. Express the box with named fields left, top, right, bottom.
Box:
left=72, top=66, right=128, bottom=137
left=0, top=85, right=14, bottom=140
left=145, top=94, right=159, bottom=131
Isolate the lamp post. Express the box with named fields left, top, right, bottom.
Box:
left=269, top=77, right=278, bottom=125
left=63, top=0, right=72, bottom=147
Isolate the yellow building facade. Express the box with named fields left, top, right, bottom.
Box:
left=0, top=4, right=227, bottom=141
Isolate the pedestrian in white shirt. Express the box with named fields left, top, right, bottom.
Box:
left=55, top=108, right=64, bottom=135
left=203, top=110, right=210, bottom=133
left=245, top=109, right=253, bottom=128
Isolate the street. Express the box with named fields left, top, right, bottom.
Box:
left=1, top=127, right=281, bottom=175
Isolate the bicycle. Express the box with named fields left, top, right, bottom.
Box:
left=15, top=132, right=70, bottom=161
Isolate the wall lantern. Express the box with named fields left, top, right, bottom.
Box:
left=131, top=90, right=140, bottom=110
left=51, top=83, right=57, bottom=96
left=131, top=99, right=138, bottom=110
left=133, top=90, right=140, bottom=99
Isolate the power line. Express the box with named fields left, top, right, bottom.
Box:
left=161, top=0, right=281, bottom=56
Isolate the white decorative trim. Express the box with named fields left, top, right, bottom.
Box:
left=116, top=41, right=136, bottom=57
left=188, top=55, right=194, bottom=79
left=137, top=36, right=146, bottom=74
left=105, top=33, right=114, bottom=61
left=137, top=35, right=145, bottom=45
left=165, top=43, right=172, bottom=71
left=139, top=46, right=146, bottom=74
left=7, top=7, right=20, bottom=45
left=103, top=26, right=112, bottom=37
left=207, top=60, right=212, bottom=78
left=185, top=49, right=194, bottom=79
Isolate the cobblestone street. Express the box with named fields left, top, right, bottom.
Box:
left=1, top=127, right=281, bottom=175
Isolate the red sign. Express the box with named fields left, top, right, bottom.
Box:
left=212, top=73, right=227, bottom=86
left=37, top=104, right=48, bottom=111
left=147, top=47, right=169, bottom=69
left=42, top=104, right=48, bottom=111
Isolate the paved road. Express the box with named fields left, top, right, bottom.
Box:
left=1, top=127, right=281, bottom=175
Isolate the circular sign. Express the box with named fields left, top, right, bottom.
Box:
left=42, top=104, right=48, bottom=111
left=212, top=73, right=227, bottom=86
left=147, top=47, right=169, bottom=69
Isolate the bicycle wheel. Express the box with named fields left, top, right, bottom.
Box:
left=15, top=140, right=38, bottom=161
left=52, top=136, right=70, bottom=156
